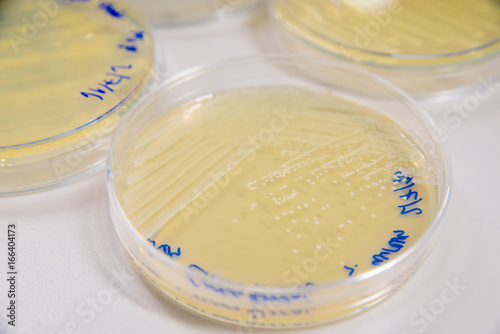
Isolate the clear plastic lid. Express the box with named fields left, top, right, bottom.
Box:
left=107, top=55, right=452, bottom=328
left=270, top=0, right=500, bottom=99
left=122, top=0, right=261, bottom=26
left=272, top=0, right=500, bottom=66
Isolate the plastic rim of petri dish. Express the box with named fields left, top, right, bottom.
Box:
left=269, top=0, right=500, bottom=100
left=107, top=55, right=452, bottom=328
left=0, top=0, right=159, bottom=195
left=121, top=0, right=262, bottom=26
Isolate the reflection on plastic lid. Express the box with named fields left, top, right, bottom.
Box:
left=122, top=0, right=261, bottom=25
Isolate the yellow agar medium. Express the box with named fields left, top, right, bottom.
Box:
left=273, top=0, right=500, bottom=66
left=116, top=86, right=439, bottom=287
left=0, top=0, right=154, bottom=164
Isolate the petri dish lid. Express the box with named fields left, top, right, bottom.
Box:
left=0, top=0, right=156, bottom=194
left=107, top=55, right=452, bottom=327
left=272, top=0, right=500, bottom=66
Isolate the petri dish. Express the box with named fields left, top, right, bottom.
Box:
left=121, top=0, right=261, bottom=26
left=0, top=0, right=157, bottom=195
left=107, top=55, right=451, bottom=328
left=270, top=0, right=500, bottom=99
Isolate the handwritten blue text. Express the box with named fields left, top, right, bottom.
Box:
left=393, top=171, right=423, bottom=215
left=147, top=238, right=181, bottom=258
left=80, top=64, right=132, bottom=101
left=372, top=230, right=409, bottom=266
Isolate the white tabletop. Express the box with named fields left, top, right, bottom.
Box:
left=1, top=5, right=500, bottom=334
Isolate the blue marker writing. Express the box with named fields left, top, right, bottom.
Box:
left=393, top=171, right=423, bottom=215
left=118, top=31, right=145, bottom=53
left=344, top=264, right=358, bottom=276
left=81, top=64, right=132, bottom=101
left=98, top=2, right=125, bottom=18
left=147, top=238, right=181, bottom=258
left=372, top=230, right=409, bottom=265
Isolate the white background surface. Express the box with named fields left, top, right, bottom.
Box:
left=1, top=3, right=500, bottom=334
